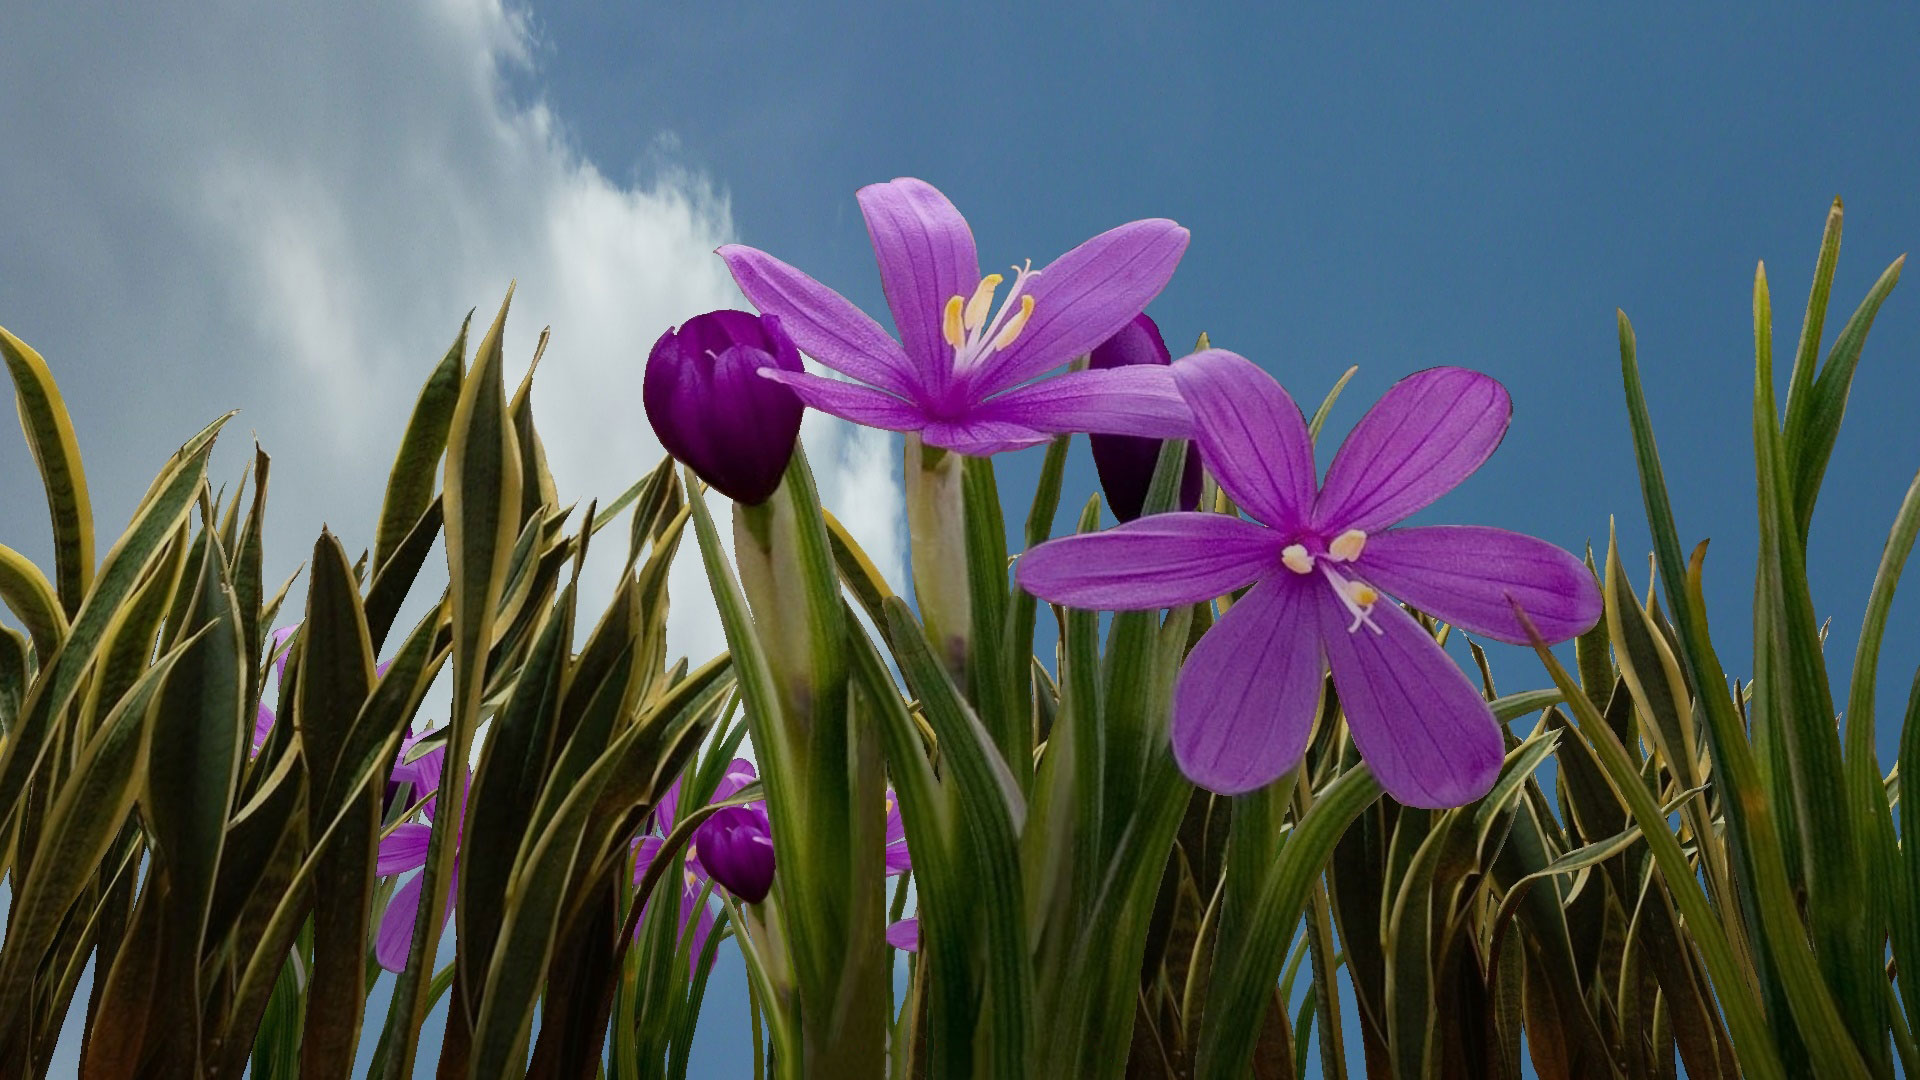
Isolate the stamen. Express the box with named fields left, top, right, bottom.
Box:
left=942, top=295, right=965, bottom=348
left=1329, top=529, right=1367, bottom=562
left=991, top=294, right=1035, bottom=351
left=1319, top=564, right=1385, bottom=635
left=964, top=274, right=1003, bottom=331
left=1281, top=543, right=1314, bottom=574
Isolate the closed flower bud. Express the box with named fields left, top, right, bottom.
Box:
left=694, top=804, right=776, bottom=904
left=644, top=310, right=805, bottom=504
left=1088, top=314, right=1204, bottom=522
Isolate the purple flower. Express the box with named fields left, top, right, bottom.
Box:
left=886, top=919, right=920, bottom=952
left=374, top=755, right=464, bottom=973
left=883, top=789, right=911, bottom=876
left=1016, top=352, right=1602, bottom=808
left=1089, top=314, right=1204, bottom=522
left=631, top=759, right=763, bottom=972
left=718, top=177, right=1195, bottom=456
left=644, top=310, right=806, bottom=504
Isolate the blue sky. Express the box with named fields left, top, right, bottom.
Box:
left=4, top=3, right=1920, bottom=1076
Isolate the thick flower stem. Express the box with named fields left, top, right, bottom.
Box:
left=904, top=434, right=971, bottom=680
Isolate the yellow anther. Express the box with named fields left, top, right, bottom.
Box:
left=1281, top=543, right=1314, bottom=575
left=1329, top=529, right=1367, bottom=562
left=685, top=868, right=698, bottom=888
left=885, top=796, right=896, bottom=814
left=991, top=294, right=1035, bottom=351
left=942, top=295, right=965, bottom=348
left=964, top=274, right=1003, bottom=331
left=1348, top=582, right=1379, bottom=608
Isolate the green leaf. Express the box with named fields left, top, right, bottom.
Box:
left=0, top=411, right=227, bottom=831
left=0, top=543, right=66, bottom=660
left=0, top=637, right=182, bottom=1044
left=373, top=314, right=466, bottom=574
left=1, top=324, right=96, bottom=617
left=364, top=495, right=443, bottom=653
left=142, top=525, right=246, bottom=1071
left=1196, top=765, right=1382, bottom=1080
left=381, top=286, right=521, bottom=1080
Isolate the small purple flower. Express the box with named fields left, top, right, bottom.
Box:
left=1017, top=351, right=1602, bottom=808
left=883, top=789, right=911, bottom=876
left=1089, top=314, right=1204, bottom=522
left=632, top=759, right=764, bottom=972
left=644, top=310, right=806, bottom=504
left=719, top=178, right=1195, bottom=456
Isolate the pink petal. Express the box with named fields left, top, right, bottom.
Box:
left=1318, top=588, right=1503, bottom=809
left=968, top=219, right=1189, bottom=395
left=1356, top=526, right=1601, bottom=646
left=857, top=178, right=980, bottom=388
left=886, top=918, right=921, bottom=952
left=251, top=703, right=277, bottom=752
left=1172, top=575, right=1326, bottom=794
left=973, top=366, right=1194, bottom=441
left=377, top=822, right=434, bottom=876
left=1171, top=351, right=1317, bottom=532
left=757, top=369, right=926, bottom=432
left=1016, top=512, right=1279, bottom=610
left=1313, top=368, right=1510, bottom=534
left=375, top=864, right=456, bottom=974
left=719, top=244, right=920, bottom=399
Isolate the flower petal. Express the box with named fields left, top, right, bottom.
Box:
left=375, top=873, right=425, bottom=972
left=758, top=369, right=926, bottom=432
left=712, top=757, right=760, bottom=803
left=1313, top=367, right=1510, bottom=534
left=1172, top=350, right=1317, bottom=532
left=377, top=822, right=434, bottom=875
left=974, top=366, right=1194, bottom=441
left=1172, top=575, right=1326, bottom=795
left=1318, top=590, right=1503, bottom=808
left=719, top=244, right=920, bottom=399
left=251, top=703, right=277, bottom=752
left=919, top=417, right=1052, bottom=457
left=1356, top=526, right=1602, bottom=646
left=632, top=835, right=665, bottom=886
left=858, top=178, right=980, bottom=386
left=969, top=219, right=1189, bottom=395
left=1016, top=512, right=1279, bottom=610
left=886, top=918, right=921, bottom=952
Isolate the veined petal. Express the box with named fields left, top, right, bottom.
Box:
left=1319, top=590, right=1503, bottom=808
left=632, top=835, right=665, bottom=886
left=1172, top=350, right=1317, bottom=531
left=886, top=918, right=921, bottom=952
left=377, top=822, right=434, bottom=876
left=1016, top=513, right=1278, bottom=610
left=1314, top=367, right=1510, bottom=534
left=1357, top=526, right=1601, bottom=645
left=719, top=244, right=920, bottom=399
left=712, top=757, right=759, bottom=803
left=919, top=417, right=1052, bottom=457
left=374, top=864, right=456, bottom=973
left=1172, top=575, right=1326, bottom=794
left=858, top=178, right=980, bottom=383
left=758, top=369, right=926, bottom=432
left=969, top=219, right=1189, bottom=395
left=974, top=366, right=1195, bottom=440
left=252, top=703, right=276, bottom=751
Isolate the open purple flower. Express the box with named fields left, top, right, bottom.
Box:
left=1089, top=314, right=1204, bottom=521
left=1017, top=351, right=1601, bottom=808
left=631, top=759, right=764, bottom=971
left=374, top=753, right=465, bottom=973
left=644, top=310, right=806, bottom=504
left=718, top=177, right=1195, bottom=456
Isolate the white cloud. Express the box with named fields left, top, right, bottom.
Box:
left=0, top=0, right=903, bottom=667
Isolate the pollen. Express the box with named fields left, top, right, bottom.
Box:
left=1348, top=581, right=1379, bottom=608
left=1281, top=543, right=1314, bottom=574
left=942, top=295, right=965, bottom=348
left=964, top=274, right=1003, bottom=331
left=991, top=294, right=1035, bottom=351
left=1329, top=529, right=1367, bottom=562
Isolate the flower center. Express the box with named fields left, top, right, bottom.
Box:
left=942, top=262, right=1039, bottom=375
left=1278, top=529, right=1381, bottom=634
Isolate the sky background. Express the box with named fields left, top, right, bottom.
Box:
left=3, top=2, right=1919, bottom=1075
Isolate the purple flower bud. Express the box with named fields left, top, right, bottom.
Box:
left=644, top=310, right=805, bottom=505
left=1088, top=314, right=1203, bottom=522
left=694, top=804, right=776, bottom=903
